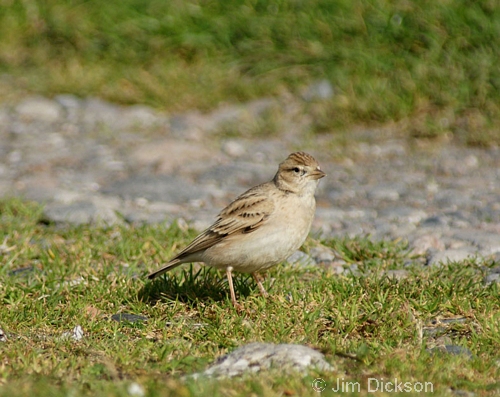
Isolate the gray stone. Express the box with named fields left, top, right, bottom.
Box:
left=8, top=266, right=36, bottom=276
left=344, top=263, right=359, bottom=276
left=309, top=246, right=337, bottom=264
left=111, top=313, right=148, bottom=323
left=420, top=216, right=448, bottom=227
left=206, top=105, right=248, bottom=132
left=427, top=249, right=477, bottom=267
left=390, top=222, right=417, bottom=237
left=286, top=251, right=316, bottom=267
left=43, top=201, right=120, bottom=225
left=410, top=234, right=446, bottom=255
left=378, top=207, right=427, bottom=224
left=130, top=139, right=213, bottom=174
left=358, top=140, right=407, bottom=158
left=120, top=105, right=164, bottom=129
left=422, top=326, right=447, bottom=338
left=245, top=98, right=277, bottom=116
left=453, top=231, right=500, bottom=255
left=197, top=162, right=275, bottom=189
left=101, top=175, right=208, bottom=204
left=432, top=317, right=467, bottom=325
left=188, top=211, right=218, bottom=232
left=428, top=345, right=473, bottom=359
left=0, top=327, right=6, bottom=342
left=371, top=221, right=396, bottom=238
left=302, top=79, right=334, bottom=101
left=54, top=94, right=82, bottom=110
left=15, top=97, right=63, bottom=123
left=315, top=207, right=345, bottom=223
left=384, top=269, right=409, bottom=280
left=44, top=201, right=96, bottom=224
left=0, top=107, right=11, bottom=132
left=451, top=390, right=476, bottom=397
left=326, top=187, right=356, bottom=203
left=54, top=94, right=82, bottom=123
left=476, top=207, right=500, bottom=224
left=367, top=186, right=400, bottom=201
left=81, top=98, right=123, bottom=131
left=122, top=210, right=171, bottom=225
left=435, top=190, right=478, bottom=209
left=484, top=267, right=500, bottom=285
left=222, top=140, right=246, bottom=157
left=168, top=111, right=205, bottom=139
left=192, top=343, right=333, bottom=378
left=205, top=98, right=277, bottom=134
left=485, top=273, right=500, bottom=284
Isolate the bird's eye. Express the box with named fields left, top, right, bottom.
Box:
left=293, top=167, right=301, bottom=173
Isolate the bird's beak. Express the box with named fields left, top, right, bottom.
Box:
left=310, top=169, right=326, bottom=180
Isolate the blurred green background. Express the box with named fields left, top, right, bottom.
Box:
left=1, top=0, right=499, bottom=144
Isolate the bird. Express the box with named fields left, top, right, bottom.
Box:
left=148, top=151, right=325, bottom=307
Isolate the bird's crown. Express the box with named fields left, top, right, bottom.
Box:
left=280, top=151, right=320, bottom=169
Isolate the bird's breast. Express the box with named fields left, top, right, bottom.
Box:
left=201, top=193, right=316, bottom=273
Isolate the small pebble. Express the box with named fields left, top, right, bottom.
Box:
left=61, top=325, right=84, bottom=341
left=427, top=345, right=473, bottom=359
left=111, top=313, right=148, bottom=323
left=127, top=382, right=145, bottom=397
left=286, top=251, right=316, bottom=267
left=0, top=327, right=7, bottom=342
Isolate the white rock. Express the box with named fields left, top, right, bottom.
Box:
left=127, top=382, right=145, bottom=397
left=222, top=140, right=246, bottom=157
left=15, top=97, right=63, bottom=123
left=121, top=105, right=164, bottom=129
left=191, top=343, right=333, bottom=379
left=427, top=249, right=478, bottom=267
left=61, top=325, right=84, bottom=341
left=0, top=327, right=7, bottom=342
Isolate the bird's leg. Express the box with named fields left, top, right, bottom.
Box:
left=252, top=273, right=269, bottom=297
left=226, top=266, right=241, bottom=308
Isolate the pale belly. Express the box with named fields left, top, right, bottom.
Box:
left=200, top=207, right=313, bottom=273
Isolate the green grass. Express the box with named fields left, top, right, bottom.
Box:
left=0, top=198, right=499, bottom=396
left=1, top=0, right=500, bottom=145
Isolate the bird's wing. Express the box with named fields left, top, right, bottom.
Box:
left=148, top=184, right=275, bottom=279
left=174, top=184, right=275, bottom=260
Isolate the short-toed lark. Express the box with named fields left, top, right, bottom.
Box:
left=148, top=152, right=325, bottom=307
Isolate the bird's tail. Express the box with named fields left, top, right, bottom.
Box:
left=147, top=259, right=183, bottom=280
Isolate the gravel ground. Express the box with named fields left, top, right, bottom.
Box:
left=1, top=94, right=498, bottom=380
left=1, top=95, right=499, bottom=270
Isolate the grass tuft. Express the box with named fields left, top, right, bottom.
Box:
left=1, top=1, right=500, bottom=144
left=0, top=198, right=499, bottom=396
